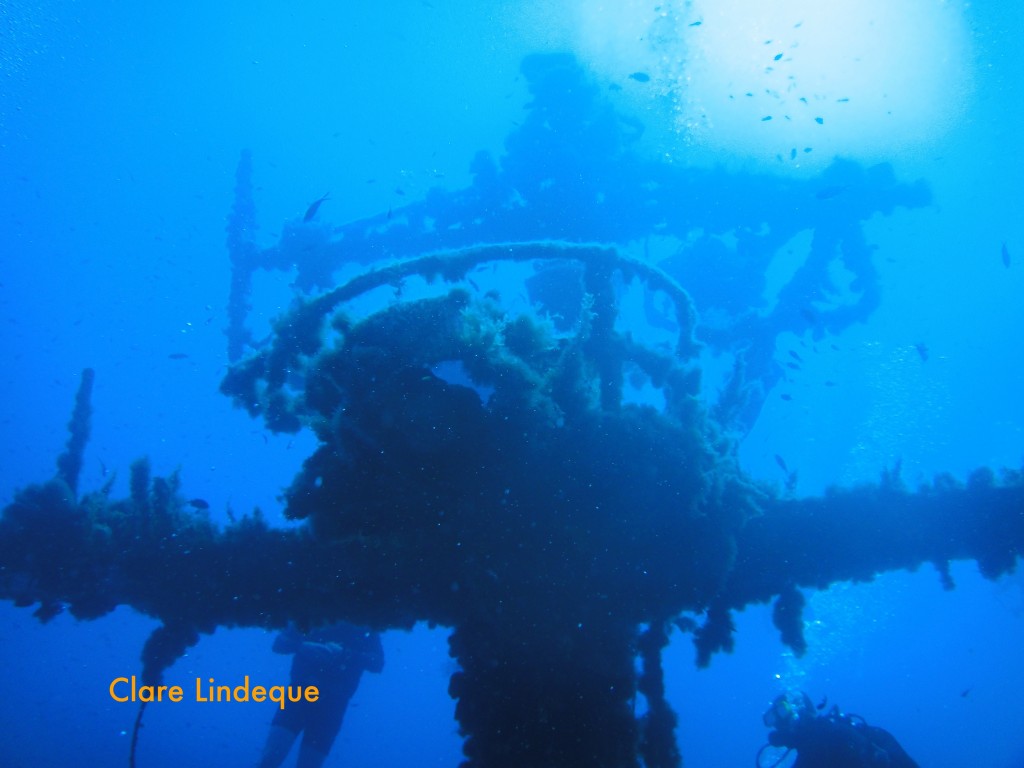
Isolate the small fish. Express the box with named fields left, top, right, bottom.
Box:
left=816, top=696, right=828, bottom=711
left=914, top=342, right=929, bottom=362
left=168, top=353, right=189, bottom=360
left=960, top=686, right=972, bottom=698
left=824, top=380, right=838, bottom=387
left=773, top=53, right=783, bottom=61
left=788, top=350, right=803, bottom=363
left=1001, top=242, right=1010, bottom=268
left=688, top=20, right=702, bottom=27
left=628, top=72, right=651, bottom=83
left=790, top=148, right=797, bottom=160
left=774, top=454, right=789, bottom=473
left=815, top=117, right=824, bottom=125
left=837, top=97, right=850, bottom=103
left=187, top=498, right=210, bottom=510
left=100, top=459, right=108, bottom=477
left=780, top=393, right=793, bottom=401
left=226, top=507, right=237, bottom=524
left=761, top=115, right=773, bottom=121
left=303, top=192, right=330, bottom=222
left=786, top=361, right=800, bottom=371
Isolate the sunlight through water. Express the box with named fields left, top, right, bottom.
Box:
left=566, top=0, right=974, bottom=170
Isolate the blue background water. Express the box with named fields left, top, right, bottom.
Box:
left=1, top=1, right=1022, bottom=766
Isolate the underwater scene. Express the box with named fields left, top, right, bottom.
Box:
left=1, top=1, right=1022, bottom=766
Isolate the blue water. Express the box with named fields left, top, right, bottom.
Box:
left=1, top=2, right=1022, bottom=766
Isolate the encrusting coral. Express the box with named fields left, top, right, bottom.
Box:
left=1, top=52, right=1020, bottom=768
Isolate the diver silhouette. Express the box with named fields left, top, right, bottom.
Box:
left=256, top=621, right=384, bottom=768
left=758, top=691, right=920, bottom=768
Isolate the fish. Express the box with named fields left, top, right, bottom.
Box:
left=168, top=353, right=189, bottom=360
left=688, top=20, right=702, bottom=27
left=628, top=72, right=651, bottom=83
left=824, top=380, right=838, bottom=387
left=816, top=696, right=828, bottom=711
left=788, top=350, right=803, bottom=363
left=814, top=117, right=824, bottom=125
left=774, top=454, right=789, bottom=473
left=761, top=116, right=773, bottom=121
left=780, top=393, right=793, bottom=401
left=187, top=498, right=210, bottom=510
left=773, top=53, right=783, bottom=61
left=1002, top=242, right=1010, bottom=268
left=914, top=342, right=929, bottom=362
left=786, top=361, right=800, bottom=371
left=303, top=192, right=330, bottom=222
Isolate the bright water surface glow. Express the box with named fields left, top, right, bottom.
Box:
left=562, top=0, right=973, bottom=170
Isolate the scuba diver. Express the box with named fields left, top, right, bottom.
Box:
left=255, top=621, right=384, bottom=768
left=758, top=691, right=920, bottom=768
